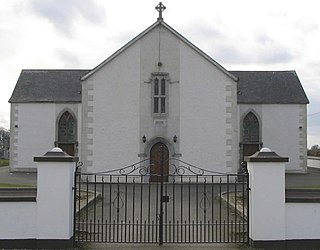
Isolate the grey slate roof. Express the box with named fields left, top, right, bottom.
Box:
left=231, top=71, right=309, bottom=104
left=9, top=70, right=89, bottom=103
left=9, top=69, right=309, bottom=105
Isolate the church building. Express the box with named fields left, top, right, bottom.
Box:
left=9, top=3, right=309, bottom=175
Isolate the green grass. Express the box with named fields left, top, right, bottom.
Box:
left=0, top=183, right=35, bottom=188
left=0, top=159, right=9, bottom=167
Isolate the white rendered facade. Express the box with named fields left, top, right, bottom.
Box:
left=9, top=21, right=308, bottom=174
left=10, top=103, right=81, bottom=171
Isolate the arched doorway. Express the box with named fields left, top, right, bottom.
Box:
left=150, top=142, right=169, bottom=182
left=56, top=111, right=77, bottom=156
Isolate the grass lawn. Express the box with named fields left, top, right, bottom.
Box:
left=0, top=159, right=9, bottom=167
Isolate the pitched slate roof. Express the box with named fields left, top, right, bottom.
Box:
left=9, top=69, right=89, bottom=103
left=9, top=70, right=309, bottom=105
left=231, top=71, right=309, bottom=104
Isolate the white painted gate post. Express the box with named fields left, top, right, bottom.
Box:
left=34, top=147, right=78, bottom=248
left=245, top=148, right=288, bottom=248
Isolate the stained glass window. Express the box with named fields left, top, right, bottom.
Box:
left=58, top=111, right=75, bottom=142
left=243, top=112, right=259, bottom=143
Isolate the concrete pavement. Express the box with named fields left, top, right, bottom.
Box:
left=0, top=166, right=37, bottom=187
left=0, top=164, right=319, bottom=189
left=285, top=167, right=320, bottom=189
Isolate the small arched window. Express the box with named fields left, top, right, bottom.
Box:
left=58, top=111, right=76, bottom=142
left=243, top=112, right=259, bottom=143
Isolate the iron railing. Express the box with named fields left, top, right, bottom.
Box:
left=74, top=159, right=249, bottom=245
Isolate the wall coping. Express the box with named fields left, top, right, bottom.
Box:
left=0, top=187, right=37, bottom=202
left=33, top=147, right=78, bottom=163
left=307, top=156, right=320, bottom=160
left=245, top=148, right=289, bottom=162
left=285, top=189, right=320, bottom=203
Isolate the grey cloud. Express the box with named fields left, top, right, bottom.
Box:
left=294, top=21, right=318, bottom=33
left=262, top=49, right=294, bottom=64
left=255, top=35, right=294, bottom=64
left=186, top=21, right=223, bottom=40
left=182, top=22, right=243, bottom=64
left=0, top=28, right=20, bottom=60
left=0, top=114, right=9, bottom=130
left=211, top=45, right=250, bottom=65
left=194, top=24, right=223, bottom=39
left=29, top=0, right=105, bottom=36
left=308, top=100, right=320, bottom=127
left=184, top=24, right=294, bottom=66
left=55, top=48, right=81, bottom=67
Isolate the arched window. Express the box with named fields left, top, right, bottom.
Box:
left=151, top=73, right=169, bottom=116
left=58, top=111, right=76, bottom=142
left=243, top=112, right=259, bottom=143
left=56, top=111, right=77, bottom=156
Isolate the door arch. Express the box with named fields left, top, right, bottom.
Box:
left=150, top=142, right=169, bottom=182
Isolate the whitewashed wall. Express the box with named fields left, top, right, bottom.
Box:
left=180, top=42, right=237, bottom=173
left=286, top=202, right=320, bottom=240
left=139, top=25, right=180, bottom=162
left=82, top=24, right=237, bottom=173
left=248, top=149, right=320, bottom=247
left=81, top=43, right=140, bottom=172
left=0, top=202, right=37, bottom=239
left=239, top=104, right=307, bottom=172
left=10, top=103, right=81, bottom=171
left=0, top=151, right=75, bottom=243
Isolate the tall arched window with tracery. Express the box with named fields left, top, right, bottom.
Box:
left=56, top=111, right=77, bottom=156
left=243, top=112, right=259, bottom=143
left=241, top=111, right=261, bottom=168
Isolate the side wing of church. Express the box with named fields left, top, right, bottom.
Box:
left=9, top=15, right=309, bottom=175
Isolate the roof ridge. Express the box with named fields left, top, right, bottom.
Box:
left=230, top=70, right=296, bottom=73
left=22, top=69, right=90, bottom=72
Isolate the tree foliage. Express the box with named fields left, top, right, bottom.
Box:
left=308, top=145, right=320, bottom=157
left=0, top=127, right=10, bottom=159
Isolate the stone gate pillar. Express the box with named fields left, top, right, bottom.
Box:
left=34, top=147, right=78, bottom=248
left=245, top=148, right=288, bottom=248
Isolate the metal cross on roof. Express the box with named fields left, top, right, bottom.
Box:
left=155, top=2, right=166, bottom=21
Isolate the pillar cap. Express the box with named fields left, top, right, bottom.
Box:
left=34, top=147, right=79, bottom=162
left=244, top=148, right=289, bottom=162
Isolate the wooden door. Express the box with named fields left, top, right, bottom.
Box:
left=150, top=142, right=169, bottom=182
left=243, top=144, right=260, bottom=158
left=58, top=143, right=75, bottom=156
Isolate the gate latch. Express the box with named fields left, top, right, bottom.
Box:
left=161, top=195, right=169, bottom=203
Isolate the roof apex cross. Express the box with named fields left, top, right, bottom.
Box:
left=155, top=2, right=166, bottom=21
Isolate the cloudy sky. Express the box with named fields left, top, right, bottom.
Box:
left=1, top=0, right=320, bottom=147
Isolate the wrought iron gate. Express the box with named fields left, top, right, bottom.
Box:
left=74, top=158, right=249, bottom=245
